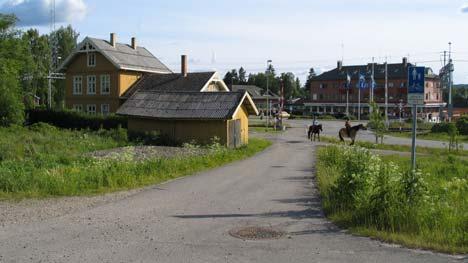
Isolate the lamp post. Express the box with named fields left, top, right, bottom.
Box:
left=266, top=59, right=272, bottom=129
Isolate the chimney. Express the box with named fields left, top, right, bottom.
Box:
left=402, top=57, right=408, bottom=67
left=110, top=33, right=116, bottom=47
left=337, top=60, right=343, bottom=71
left=131, top=37, right=137, bottom=50
left=181, top=55, right=188, bottom=77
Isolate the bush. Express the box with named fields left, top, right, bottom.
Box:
left=432, top=122, right=450, bottom=133
left=0, top=62, right=24, bottom=126
left=26, top=109, right=127, bottom=130
left=456, top=116, right=468, bottom=135
left=319, top=114, right=336, bottom=120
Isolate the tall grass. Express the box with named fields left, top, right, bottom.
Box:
left=316, top=145, right=467, bottom=254
left=0, top=123, right=271, bottom=199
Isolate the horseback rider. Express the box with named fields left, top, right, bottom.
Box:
left=345, top=118, right=351, bottom=137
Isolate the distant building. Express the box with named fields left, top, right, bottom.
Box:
left=306, top=58, right=445, bottom=120
left=230, top=85, right=280, bottom=113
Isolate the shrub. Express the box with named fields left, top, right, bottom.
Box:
left=456, top=116, right=468, bottom=135
left=26, top=109, right=127, bottom=130
left=432, top=122, right=450, bottom=133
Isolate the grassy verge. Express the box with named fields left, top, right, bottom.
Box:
left=0, top=123, right=271, bottom=199
left=316, top=145, right=467, bottom=254
left=320, top=135, right=468, bottom=157
left=388, top=131, right=468, bottom=143
left=250, top=126, right=284, bottom=133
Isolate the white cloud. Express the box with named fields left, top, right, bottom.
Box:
left=461, top=4, right=468, bottom=13
left=0, top=0, right=87, bottom=26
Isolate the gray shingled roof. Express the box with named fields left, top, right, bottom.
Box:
left=121, top=72, right=216, bottom=98
left=59, top=37, right=173, bottom=74
left=230, top=85, right=280, bottom=99
left=117, top=91, right=256, bottom=120
left=312, top=63, right=439, bottom=81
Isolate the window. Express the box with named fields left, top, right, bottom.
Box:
left=87, top=104, right=96, bottom=114
left=425, top=93, right=429, bottom=100
left=312, top=94, right=317, bottom=101
left=87, top=52, right=96, bottom=67
left=73, top=76, right=82, bottom=95
left=437, top=93, right=439, bottom=100
left=388, top=82, right=394, bottom=88
left=320, top=83, right=328, bottom=89
left=87, top=75, right=96, bottom=94
left=73, top=104, right=83, bottom=112
left=100, top=75, right=111, bottom=94
left=101, top=104, right=110, bottom=115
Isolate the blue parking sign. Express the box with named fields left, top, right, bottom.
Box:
left=407, top=66, right=425, bottom=105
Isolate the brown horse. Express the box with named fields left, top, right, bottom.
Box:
left=308, top=124, right=323, bottom=142
left=339, top=124, right=367, bottom=145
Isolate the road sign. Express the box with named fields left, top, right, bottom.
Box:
left=407, top=66, right=425, bottom=105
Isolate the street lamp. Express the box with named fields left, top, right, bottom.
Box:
left=266, top=59, right=272, bottom=129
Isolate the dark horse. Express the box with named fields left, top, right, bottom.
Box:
left=339, top=124, right=367, bottom=145
left=308, top=124, right=323, bottom=142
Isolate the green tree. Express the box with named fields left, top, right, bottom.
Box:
left=49, top=25, right=79, bottom=108
left=238, top=67, right=247, bottom=84
left=223, top=69, right=239, bottom=86
left=447, top=122, right=459, bottom=152
left=304, top=67, right=316, bottom=91
left=369, top=102, right=386, bottom=144
left=22, top=29, right=50, bottom=108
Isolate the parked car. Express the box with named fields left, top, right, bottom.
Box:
left=280, top=111, right=290, bottom=118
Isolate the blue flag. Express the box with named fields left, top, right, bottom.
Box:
left=346, top=73, right=351, bottom=89
left=359, top=73, right=367, bottom=89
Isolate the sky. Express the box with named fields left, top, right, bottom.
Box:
left=2, top=0, right=468, bottom=84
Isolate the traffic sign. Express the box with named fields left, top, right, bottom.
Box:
left=407, top=66, right=425, bottom=105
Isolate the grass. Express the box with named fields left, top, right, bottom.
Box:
left=320, top=135, right=468, bottom=157
left=0, top=123, right=271, bottom=199
left=388, top=131, right=468, bottom=143
left=250, top=126, right=284, bottom=133
left=315, top=145, right=467, bottom=254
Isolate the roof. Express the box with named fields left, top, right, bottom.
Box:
left=59, top=37, right=173, bottom=74
left=312, top=62, right=439, bottom=81
left=121, top=72, right=221, bottom=98
left=230, top=85, right=280, bottom=99
left=117, top=91, right=258, bottom=120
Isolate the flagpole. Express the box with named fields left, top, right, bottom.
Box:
left=358, top=83, right=361, bottom=121
left=346, top=72, right=350, bottom=117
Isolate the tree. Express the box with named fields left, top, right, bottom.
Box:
left=369, top=102, right=386, bottom=144
left=238, top=67, right=247, bottom=84
left=223, top=69, right=239, bottom=86
left=49, top=25, right=79, bottom=108
left=447, top=122, right=459, bottom=152
left=304, top=67, right=316, bottom=91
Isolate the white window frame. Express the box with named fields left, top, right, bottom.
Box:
left=86, top=104, right=96, bottom=114
left=87, top=52, right=96, bottom=67
left=72, top=76, right=82, bottom=95
left=101, top=104, right=110, bottom=115
left=73, top=104, right=83, bottom=112
left=100, top=75, right=111, bottom=95
left=87, top=75, right=96, bottom=95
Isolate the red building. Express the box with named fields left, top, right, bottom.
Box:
left=305, top=58, right=445, bottom=121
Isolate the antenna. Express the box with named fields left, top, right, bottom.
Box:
left=47, top=0, right=65, bottom=109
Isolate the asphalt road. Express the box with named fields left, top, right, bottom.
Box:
left=290, top=119, right=468, bottom=149
left=0, top=128, right=461, bottom=263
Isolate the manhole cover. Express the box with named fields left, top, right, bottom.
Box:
left=229, top=226, right=285, bottom=240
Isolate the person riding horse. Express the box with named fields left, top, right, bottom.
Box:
left=345, top=119, right=351, bottom=137
left=339, top=123, right=367, bottom=145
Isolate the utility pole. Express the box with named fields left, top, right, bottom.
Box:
left=371, top=57, right=375, bottom=103
left=448, top=42, right=454, bottom=121
left=345, top=72, right=350, bottom=117
left=266, top=60, right=272, bottom=129
left=47, top=0, right=65, bottom=109
left=384, top=58, right=388, bottom=126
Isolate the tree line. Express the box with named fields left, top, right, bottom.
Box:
left=223, top=65, right=317, bottom=100
left=0, top=14, right=78, bottom=126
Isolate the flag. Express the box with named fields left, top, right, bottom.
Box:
left=346, top=73, right=351, bottom=89
left=359, top=73, right=367, bottom=89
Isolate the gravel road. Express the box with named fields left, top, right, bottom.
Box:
left=0, top=128, right=464, bottom=262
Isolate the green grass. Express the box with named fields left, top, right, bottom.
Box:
left=0, top=123, right=271, bottom=199
left=250, top=126, right=284, bottom=133
left=320, top=135, right=468, bottom=157
left=316, top=145, right=467, bottom=254
left=388, top=131, right=468, bottom=143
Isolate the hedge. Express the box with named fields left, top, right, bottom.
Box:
left=26, top=109, right=127, bottom=130
left=456, top=116, right=468, bottom=135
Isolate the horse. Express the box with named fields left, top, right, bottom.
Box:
left=308, top=124, right=323, bottom=142
left=338, top=124, right=367, bottom=145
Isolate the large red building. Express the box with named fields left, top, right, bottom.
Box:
left=305, top=58, right=445, bottom=121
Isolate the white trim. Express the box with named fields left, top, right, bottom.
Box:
left=101, top=104, right=110, bottom=115
left=200, top=72, right=230, bottom=92
left=72, top=104, right=83, bottom=112
left=87, top=52, right=96, bottom=67
left=86, top=104, right=96, bottom=114
left=100, top=74, right=111, bottom=95
left=72, top=75, right=83, bottom=95
left=87, top=75, right=96, bottom=95
left=231, top=92, right=259, bottom=118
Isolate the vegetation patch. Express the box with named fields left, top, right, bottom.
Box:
left=316, top=145, right=467, bottom=254
left=0, top=123, right=271, bottom=199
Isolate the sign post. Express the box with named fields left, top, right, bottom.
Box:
left=407, top=66, right=425, bottom=171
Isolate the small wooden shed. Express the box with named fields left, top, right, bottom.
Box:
left=117, top=91, right=258, bottom=147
